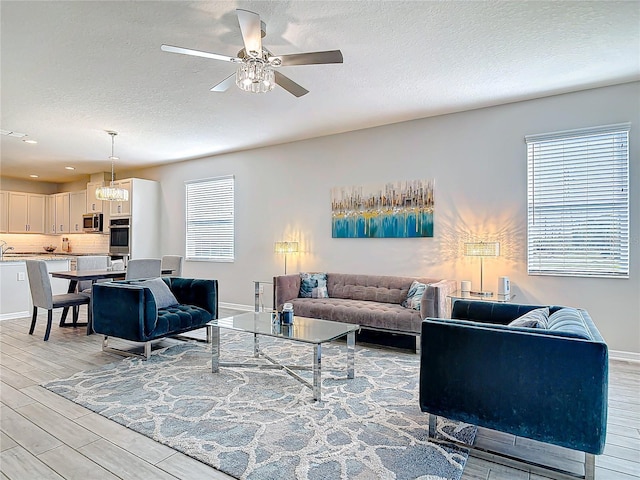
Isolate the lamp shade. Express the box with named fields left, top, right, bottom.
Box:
left=274, top=241, right=299, bottom=254
left=464, top=242, right=500, bottom=257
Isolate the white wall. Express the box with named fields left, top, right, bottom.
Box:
left=128, top=82, right=640, bottom=354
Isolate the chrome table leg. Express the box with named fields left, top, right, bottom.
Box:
left=347, top=331, right=355, bottom=379
left=313, top=343, right=322, bottom=401
left=210, top=324, right=220, bottom=373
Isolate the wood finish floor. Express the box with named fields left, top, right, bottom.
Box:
left=1, top=309, right=639, bottom=480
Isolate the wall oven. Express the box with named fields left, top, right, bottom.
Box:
left=109, top=217, right=131, bottom=255
left=82, top=213, right=103, bottom=233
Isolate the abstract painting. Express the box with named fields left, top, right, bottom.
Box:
left=331, top=179, right=434, bottom=238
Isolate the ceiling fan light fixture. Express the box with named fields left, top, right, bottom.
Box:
left=236, top=57, right=275, bottom=93
left=95, top=131, right=129, bottom=202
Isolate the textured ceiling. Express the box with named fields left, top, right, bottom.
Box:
left=1, top=1, right=639, bottom=183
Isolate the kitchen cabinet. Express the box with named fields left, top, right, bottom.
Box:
left=45, top=195, right=56, bottom=234
left=69, top=190, right=86, bottom=233
left=109, top=179, right=132, bottom=216
left=86, top=182, right=104, bottom=213
left=0, top=191, right=8, bottom=233
left=8, top=192, right=45, bottom=233
left=54, top=192, right=70, bottom=234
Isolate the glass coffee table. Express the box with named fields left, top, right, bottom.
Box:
left=207, top=312, right=360, bottom=401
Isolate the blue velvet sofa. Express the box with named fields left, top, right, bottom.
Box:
left=420, top=300, right=608, bottom=479
left=92, top=277, right=218, bottom=359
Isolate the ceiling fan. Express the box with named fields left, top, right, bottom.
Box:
left=161, top=9, right=343, bottom=97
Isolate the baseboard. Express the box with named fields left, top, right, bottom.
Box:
left=609, top=349, right=640, bottom=363
left=219, top=302, right=254, bottom=312
left=0, top=310, right=30, bottom=321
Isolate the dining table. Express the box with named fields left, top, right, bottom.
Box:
left=50, top=268, right=174, bottom=334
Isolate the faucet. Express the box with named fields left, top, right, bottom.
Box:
left=0, top=241, right=14, bottom=260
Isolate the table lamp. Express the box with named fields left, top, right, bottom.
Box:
left=464, top=241, right=500, bottom=296
left=274, top=241, right=298, bottom=274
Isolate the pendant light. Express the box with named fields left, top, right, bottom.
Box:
left=95, top=131, right=129, bottom=202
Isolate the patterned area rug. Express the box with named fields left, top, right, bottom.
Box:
left=44, top=331, right=476, bottom=480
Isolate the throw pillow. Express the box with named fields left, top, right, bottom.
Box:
left=402, top=280, right=427, bottom=311
left=135, top=278, right=179, bottom=309
left=508, top=307, right=550, bottom=329
left=299, top=273, right=328, bottom=298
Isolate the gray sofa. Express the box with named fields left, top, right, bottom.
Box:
left=274, top=273, right=456, bottom=348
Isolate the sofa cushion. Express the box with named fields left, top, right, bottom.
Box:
left=289, top=297, right=423, bottom=333
left=152, top=304, right=212, bottom=338
left=327, top=274, right=417, bottom=304
left=299, top=273, right=328, bottom=298
left=134, top=277, right=179, bottom=309
left=402, top=280, right=428, bottom=311
left=508, top=307, right=549, bottom=329
left=547, top=307, right=593, bottom=340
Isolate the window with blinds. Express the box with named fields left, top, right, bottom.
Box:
left=526, top=123, right=629, bottom=278
left=185, top=175, right=234, bottom=262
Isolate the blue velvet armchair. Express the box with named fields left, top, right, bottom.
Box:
left=92, top=277, right=218, bottom=359
left=420, top=300, right=608, bottom=480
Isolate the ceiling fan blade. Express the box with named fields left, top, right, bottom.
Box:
left=274, top=71, right=309, bottom=97
left=236, top=9, right=263, bottom=57
left=161, top=44, right=238, bottom=63
left=272, top=50, right=343, bottom=67
left=210, top=74, right=236, bottom=92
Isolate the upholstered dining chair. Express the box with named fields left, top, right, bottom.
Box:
left=76, top=255, right=110, bottom=292
left=161, top=255, right=183, bottom=277
left=25, top=260, right=91, bottom=341
left=125, top=258, right=162, bottom=280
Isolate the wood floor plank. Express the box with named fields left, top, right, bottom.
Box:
left=156, top=451, right=234, bottom=480
left=37, top=444, right=121, bottom=480
left=78, top=439, right=178, bottom=480
left=1, top=445, right=64, bottom=480
left=0, top=431, right=17, bottom=452
left=0, top=406, right=62, bottom=455
left=16, top=402, right=100, bottom=449
left=20, top=385, right=92, bottom=420
left=73, top=412, right=176, bottom=465
left=0, top=381, right=35, bottom=409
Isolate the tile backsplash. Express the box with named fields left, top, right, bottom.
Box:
left=0, top=233, right=109, bottom=254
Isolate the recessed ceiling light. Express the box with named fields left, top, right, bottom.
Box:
left=65, top=166, right=75, bottom=170
left=29, top=174, right=39, bottom=178
left=23, top=138, right=37, bottom=144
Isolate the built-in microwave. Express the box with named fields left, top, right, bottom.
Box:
left=82, top=213, right=103, bottom=233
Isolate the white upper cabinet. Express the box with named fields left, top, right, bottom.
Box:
left=0, top=191, right=8, bottom=233
left=69, top=190, right=86, bottom=233
left=8, top=192, right=45, bottom=233
left=109, top=179, right=132, bottom=216
left=54, top=192, right=70, bottom=234
left=86, top=182, right=104, bottom=213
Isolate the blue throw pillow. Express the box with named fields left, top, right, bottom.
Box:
left=299, top=273, right=328, bottom=298
left=135, top=278, right=179, bottom=309
left=402, top=280, right=427, bottom=311
left=508, top=307, right=549, bottom=329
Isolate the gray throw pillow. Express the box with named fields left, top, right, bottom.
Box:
left=402, top=280, right=428, bottom=311
left=135, top=278, right=179, bottom=309
left=299, top=273, right=328, bottom=298
left=508, top=307, right=550, bottom=329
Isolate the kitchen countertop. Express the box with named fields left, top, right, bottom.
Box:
left=1, top=253, right=110, bottom=262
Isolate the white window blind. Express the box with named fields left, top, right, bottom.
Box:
left=526, top=123, right=629, bottom=278
left=185, top=175, right=234, bottom=262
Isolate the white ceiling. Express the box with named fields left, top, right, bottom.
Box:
left=1, top=1, right=638, bottom=183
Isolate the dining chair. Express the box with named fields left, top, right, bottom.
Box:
left=76, top=255, right=110, bottom=292
left=125, top=258, right=162, bottom=280
left=161, top=255, right=183, bottom=277
left=25, top=260, right=91, bottom=341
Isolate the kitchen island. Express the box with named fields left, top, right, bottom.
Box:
left=0, top=253, right=108, bottom=321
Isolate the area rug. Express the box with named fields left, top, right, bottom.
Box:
left=43, top=332, right=476, bottom=480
